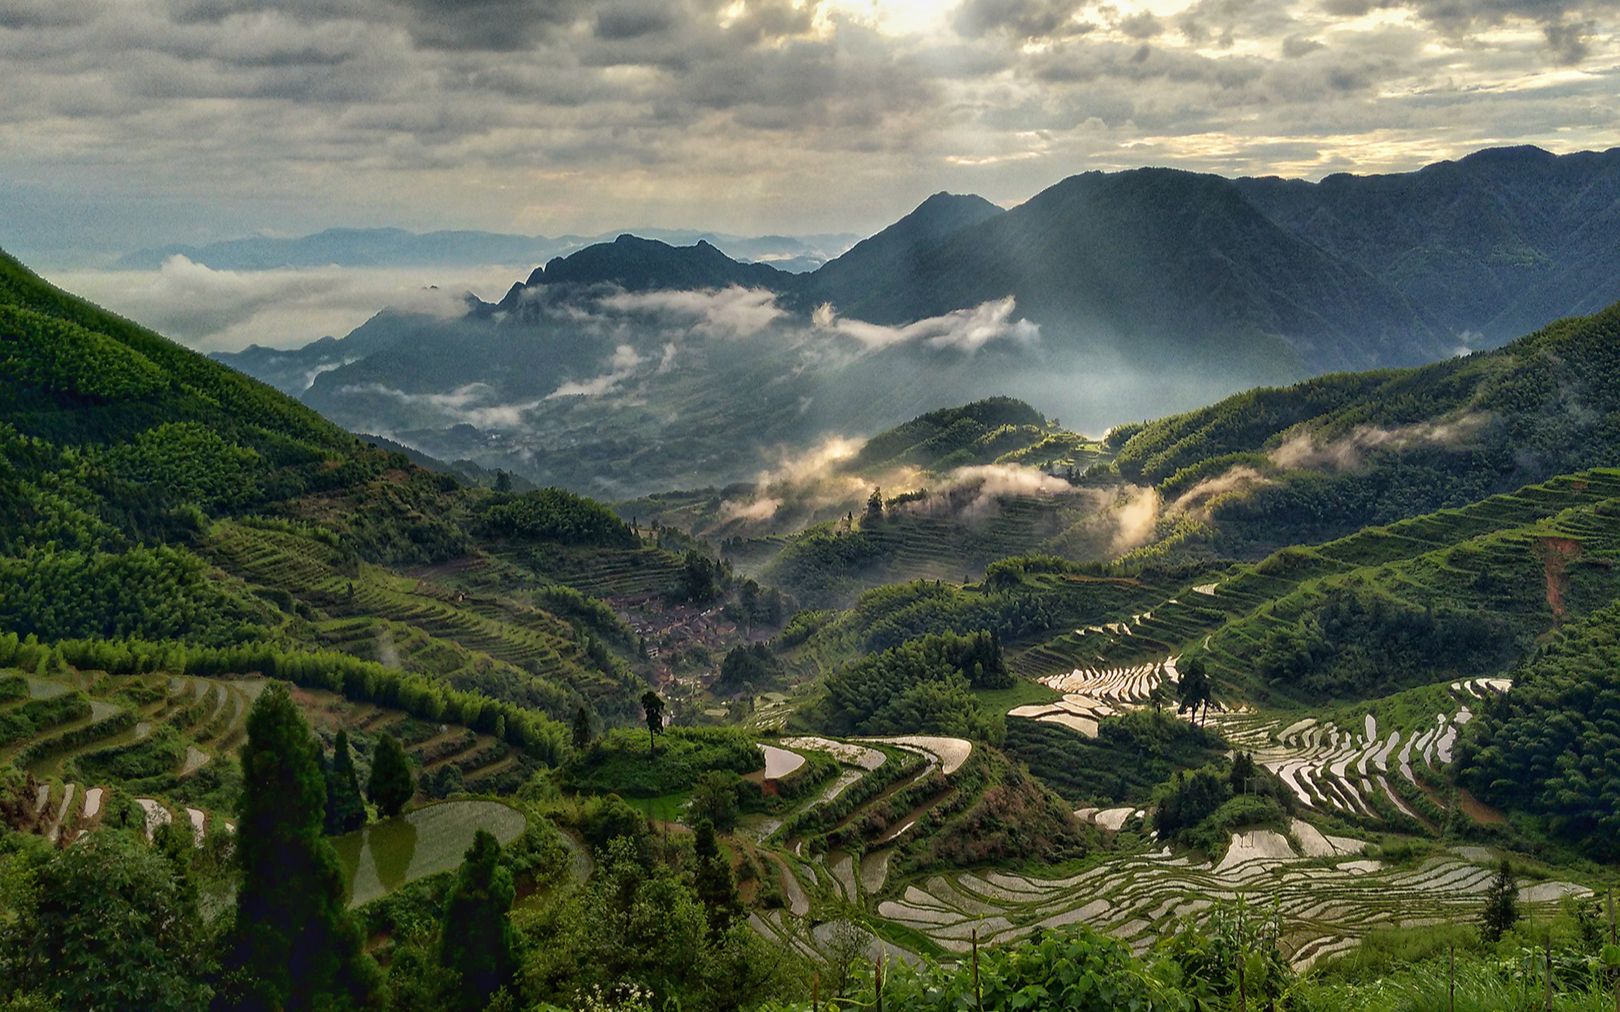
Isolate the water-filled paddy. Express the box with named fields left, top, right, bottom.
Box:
left=334, top=799, right=526, bottom=906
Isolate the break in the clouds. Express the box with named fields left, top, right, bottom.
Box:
left=1, top=0, right=1617, bottom=253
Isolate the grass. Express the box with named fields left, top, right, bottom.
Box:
left=971, top=679, right=1062, bottom=716
left=629, top=791, right=690, bottom=823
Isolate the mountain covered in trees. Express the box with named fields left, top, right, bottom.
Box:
left=216, top=145, right=1620, bottom=496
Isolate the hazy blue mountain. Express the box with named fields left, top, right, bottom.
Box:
left=500, top=234, right=790, bottom=304
left=115, top=225, right=856, bottom=272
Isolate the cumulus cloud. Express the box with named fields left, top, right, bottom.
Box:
left=716, top=435, right=873, bottom=526
left=720, top=495, right=785, bottom=522
left=44, top=258, right=518, bottom=351
left=813, top=296, right=1040, bottom=354
left=1110, top=484, right=1160, bottom=553
left=1171, top=466, right=1271, bottom=515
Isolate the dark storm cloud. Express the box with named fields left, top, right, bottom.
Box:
left=594, top=2, right=675, bottom=40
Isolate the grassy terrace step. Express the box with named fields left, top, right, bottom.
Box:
left=1009, top=469, right=1620, bottom=689
left=499, top=544, right=684, bottom=598
left=205, top=521, right=624, bottom=706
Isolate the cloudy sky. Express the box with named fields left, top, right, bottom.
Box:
left=1, top=0, right=1616, bottom=261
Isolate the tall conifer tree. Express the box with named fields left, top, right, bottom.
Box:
left=221, top=683, right=379, bottom=1010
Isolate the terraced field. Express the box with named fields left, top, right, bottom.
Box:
left=1207, top=678, right=1513, bottom=827
left=1009, top=469, right=1620, bottom=691
left=2, top=667, right=535, bottom=859
left=335, top=799, right=528, bottom=906
left=869, top=830, right=1588, bottom=968
left=494, top=542, right=686, bottom=598
left=1009, top=659, right=1178, bottom=736
left=202, top=520, right=638, bottom=715
left=733, top=726, right=1594, bottom=971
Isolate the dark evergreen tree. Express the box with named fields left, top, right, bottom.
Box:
left=572, top=703, right=593, bottom=751
left=641, top=690, right=665, bottom=759
left=1177, top=657, right=1213, bottom=727
left=680, top=549, right=722, bottom=603
left=1229, top=751, right=1258, bottom=794
left=866, top=487, right=884, bottom=519
left=324, top=729, right=366, bottom=834
left=692, top=819, right=741, bottom=933
left=439, top=829, right=516, bottom=1010
left=1481, top=859, right=1519, bottom=942
left=367, top=731, right=415, bottom=817
left=221, top=683, right=379, bottom=1010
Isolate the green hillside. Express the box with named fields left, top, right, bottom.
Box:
left=0, top=248, right=671, bottom=736
left=1112, top=303, right=1620, bottom=556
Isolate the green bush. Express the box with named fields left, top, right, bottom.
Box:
left=561, top=726, right=761, bottom=798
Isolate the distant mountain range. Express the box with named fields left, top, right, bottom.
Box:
left=116, top=226, right=860, bottom=274
left=214, top=144, right=1620, bottom=496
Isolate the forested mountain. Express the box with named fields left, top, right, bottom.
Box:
left=502, top=234, right=789, bottom=301
left=799, top=168, right=1446, bottom=374
left=1108, top=300, right=1620, bottom=556
left=1236, top=145, right=1620, bottom=343
left=211, top=145, right=1620, bottom=498
left=794, top=191, right=1004, bottom=307
left=0, top=245, right=667, bottom=733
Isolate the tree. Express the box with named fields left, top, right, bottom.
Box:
left=641, top=691, right=665, bottom=759
left=11, top=829, right=209, bottom=1011
left=1229, top=751, right=1258, bottom=795
left=1177, top=657, right=1213, bottom=727
left=493, top=469, right=512, bottom=492
left=324, top=729, right=366, bottom=835
left=681, top=550, right=721, bottom=603
left=689, top=770, right=744, bottom=831
left=440, top=830, right=516, bottom=1010
left=691, top=820, right=740, bottom=932
left=368, top=731, right=415, bottom=817
left=866, top=487, right=884, bottom=519
left=221, top=683, right=380, bottom=1010
left=572, top=704, right=593, bottom=751
left=1481, top=859, right=1519, bottom=942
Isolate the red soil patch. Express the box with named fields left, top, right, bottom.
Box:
left=1455, top=787, right=1507, bottom=826
left=1535, top=537, right=1582, bottom=620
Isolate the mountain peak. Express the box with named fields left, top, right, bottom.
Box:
left=806, top=192, right=1002, bottom=293
left=1459, top=144, right=1556, bottom=165
left=507, top=234, right=786, bottom=302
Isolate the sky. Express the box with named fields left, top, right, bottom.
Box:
left=1, top=0, right=1617, bottom=263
